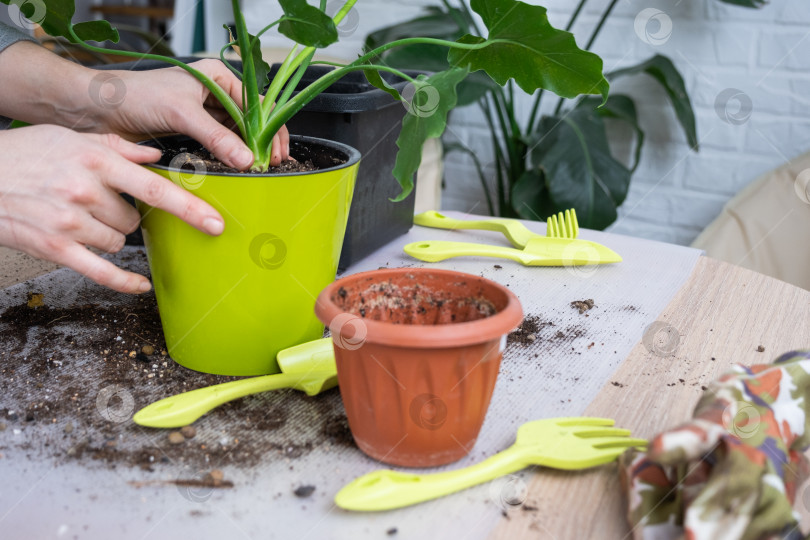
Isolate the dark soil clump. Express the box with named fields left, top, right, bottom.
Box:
left=508, top=315, right=554, bottom=347
left=570, top=299, right=594, bottom=314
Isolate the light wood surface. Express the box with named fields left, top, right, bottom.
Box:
left=491, top=256, right=810, bottom=539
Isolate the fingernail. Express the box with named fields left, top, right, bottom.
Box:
left=231, top=148, right=253, bottom=169
left=203, top=217, right=224, bottom=236
left=139, top=281, right=152, bottom=292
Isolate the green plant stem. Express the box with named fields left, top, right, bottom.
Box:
left=446, top=144, right=495, bottom=215
left=66, top=26, right=246, bottom=138
left=274, top=49, right=316, bottom=112
left=256, top=62, right=419, bottom=150
left=231, top=0, right=265, bottom=167
left=526, top=0, right=588, bottom=133
left=256, top=35, right=496, bottom=146
left=552, top=0, right=618, bottom=116
left=480, top=98, right=507, bottom=214
left=219, top=40, right=241, bottom=78
left=491, top=92, right=520, bottom=183
left=261, top=0, right=359, bottom=120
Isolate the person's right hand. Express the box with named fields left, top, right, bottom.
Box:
left=0, top=124, right=225, bottom=294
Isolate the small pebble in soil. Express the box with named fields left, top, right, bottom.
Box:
left=205, top=469, right=225, bottom=486
left=64, top=422, right=73, bottom=434
left=0, top=422, right=6, bottom=432
left=27, top=292, right=45, bottom=308
left=387, top=527, right=398, bottom=536
left=167, top=432, right=186, bottom=445
left=293, top=485, right=316, bottom=498
left=756, top=345, right=765, bottom=352
left=180, top=426, right=197, bottom=439
left=570, top=299, right=594, bottom=314
left=142, top=345, right=155, bottom=355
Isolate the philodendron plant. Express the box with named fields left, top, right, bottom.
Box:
left=10, top=0, right=610, bottom=201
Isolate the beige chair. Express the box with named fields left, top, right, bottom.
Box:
left=691, top=151, right=810, bottom=291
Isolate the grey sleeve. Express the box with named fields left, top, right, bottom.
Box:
left=0, top=23, right=38, bottom=129
left=0, top=21, right=37, bottom=54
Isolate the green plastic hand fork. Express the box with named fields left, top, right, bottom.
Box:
left=335, top=417, right=647, bottom=512
left=403, top=236, right=622, bottom=266
left=133, top=338, right=336, bottom=428
left=413, top=209, right=578, bottom=248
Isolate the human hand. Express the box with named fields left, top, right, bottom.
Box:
left=0, top=125, right=225, bottom=294
left=95, top=59, right=291, bottom=169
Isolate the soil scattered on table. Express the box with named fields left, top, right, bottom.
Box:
left=507, top=315, right=554, bottom=347
left=0, top=250, right=351, bottom=476
left=756, top=345, right=765, bottom=352
left=570, top=299, right=594, bottom=314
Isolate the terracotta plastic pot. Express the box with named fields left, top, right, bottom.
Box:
left=314, top=268, right=523, bottom=467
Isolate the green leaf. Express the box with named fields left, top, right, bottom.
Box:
left=457, top=70, right=498, bottom=106
left=447, top=0, right=609, bottom=102
left=511, top=169, right=556, bottom=221
left=1, top=0, right=119, bottom=43
left=609, top=55, right=698, bottom=150
left=278, top=0, right=338, bottom=48
left=363, top=69, right=401, bottom=101
left=717, top=0, right=767, bottom=7
left=72, top=20, right=119, bottom=43
left=578, top=94, right=645, bottom=172
left=392, top=67, right=468, bottom=201
left=526, top=108, right=631, bottom=230
left=238, top=29, right=271, bottom=94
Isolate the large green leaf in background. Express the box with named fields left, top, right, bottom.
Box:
left=392, top=67, right=468, bottom=201
left=1, top=0, right=118, bottom=43
left=609, top=55, right=698, bottom=150
left=448, top=0, right=609, bottom=102
left=521, top=107, right=632, bottom=229
left=579, top=94, right=645, bottom=173
left=364, top=7, right=495, bottom=106
left=278, top=0, right=338, bottom=48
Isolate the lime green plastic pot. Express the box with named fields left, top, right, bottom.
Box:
left=138, top=135, right=360, bottom=376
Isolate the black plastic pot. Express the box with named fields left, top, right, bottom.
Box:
left=270, top=64, right=422, bottom=270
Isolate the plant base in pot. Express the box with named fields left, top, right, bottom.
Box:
left=138, top=134, right=360, bottom=376
left=315, top=268, right=523, bottom=467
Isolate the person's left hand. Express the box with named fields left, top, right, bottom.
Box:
left=94, top=59, right=290, bottom=170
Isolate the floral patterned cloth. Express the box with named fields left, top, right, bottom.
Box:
left=621, top=350, right=810, bottom=540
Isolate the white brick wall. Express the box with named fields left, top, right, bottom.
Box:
left=242, top=0, right=807, bottom=246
